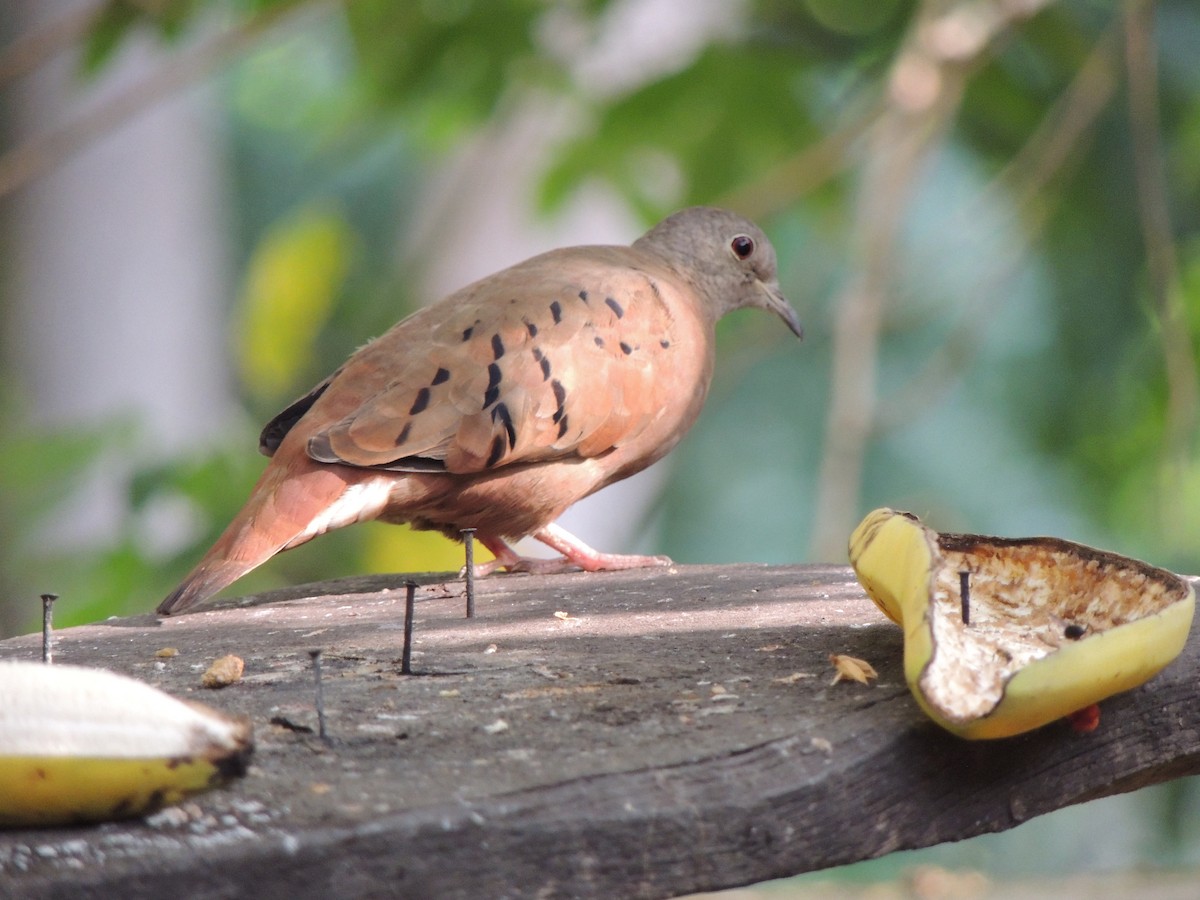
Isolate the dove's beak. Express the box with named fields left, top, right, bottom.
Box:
left=759, top=279, right=804, bottom=340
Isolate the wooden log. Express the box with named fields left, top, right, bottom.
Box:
left=1, top=564, right=1197, bottom=899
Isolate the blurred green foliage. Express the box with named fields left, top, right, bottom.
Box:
left=3, top=0, right=1196, bottom=616
left=4, top=0, right=1197, bottom=637
left=82, top=0, right=199, bottom=72
left=2, top=0, right=1199, bottom=883
left=541, top=43, right=827, bottom=219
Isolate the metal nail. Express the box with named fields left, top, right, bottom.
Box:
left=309, top=649, right=328, bottom=741
left=461, top=528, right=476, bottom=618
left=41, top=593, right=57, bottom=664
left=959, top=571, right=970, bottom=626
left=402, top=580, right=417, bottom=675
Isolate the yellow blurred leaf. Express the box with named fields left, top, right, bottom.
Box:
left=359, top=521, right=493, bottom=575
left=237, top=206, right=355, bottom=399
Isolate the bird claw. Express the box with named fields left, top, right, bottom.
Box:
left=461, top=559, right=507, bottom=578
left=464, top=526, right=673, bottom=579
left=462, top=552, right=673, bottom=578
left=532, top=523, right=673, bottom=573
left=568, top=551, right=674, bottom=572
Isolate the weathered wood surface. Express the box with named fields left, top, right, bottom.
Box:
left=1, top=563, right=1198, bottom=900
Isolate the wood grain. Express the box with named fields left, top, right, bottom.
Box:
left=2, top=564, right=1197, bottom=899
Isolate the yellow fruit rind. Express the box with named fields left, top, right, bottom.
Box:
left=0, top=661, right=255, bottom=828
left=849, top=508, right=1195, bottom=740
left=0, top=751, right=250, bottom=827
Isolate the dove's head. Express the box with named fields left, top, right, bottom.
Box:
left=634, top=206, right=803, bottom=339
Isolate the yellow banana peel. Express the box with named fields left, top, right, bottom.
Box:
left=849, top=509, right=1195, bottom=740
left=0, top=661, right=253, bottom=827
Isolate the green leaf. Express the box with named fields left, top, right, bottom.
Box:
left=344, top=0, right=573, bottom=149
left=540, top=43, right=824, bottom=215
left=81, top=2, right=142, bottom=75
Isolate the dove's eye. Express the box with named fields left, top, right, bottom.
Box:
left=730, top=235, right=755, bottom=260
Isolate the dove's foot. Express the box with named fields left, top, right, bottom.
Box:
left=467, top=524, right=672, bottom=577
left=534, top=522, right=673, bottom=571
left=466, top=534, right=562, bottom=577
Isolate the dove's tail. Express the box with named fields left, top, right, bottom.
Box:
left=157, top=461, right=393, bottom=616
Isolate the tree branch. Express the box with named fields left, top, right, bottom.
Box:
left=717, top=94, right=884, bottom=222
left=0, top=0, right=317, bottom=201
left=875, top=23, right=1121, bottom=434
left=1123, top=0, right=1200, bottom=534
left=0, top=1, right=100, bottom=89
left=809, top=0, right=1056, bottom=561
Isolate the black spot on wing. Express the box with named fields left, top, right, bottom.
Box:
left=485, top=435, right=505, bottom=468
left=550, top=301, right=562, bottom=324
left=395, top=422, right=412, bottom=446
left=524, top=319, right=538, bottom=338
left=532, top=347, right=551, bottom=380
left=462, top=323, right=476, bottom=342
left=491, top=334, right=505, bottom=359
left=409, top=387, right=431, bottom=415
left=594, top=336, right=605, bottom=348
left=660, top=339, right=670, bottom=349
left=551, top=379, right=567, bottom=424
left=431, top=367, right=450, bottom=386
left=483, top=363, right=502, bottom=409
left=605, top=297, right=624, bottom=318
left=619, top=342, right=633, bottom=355
left=491, top=402, right=517, bottom=447
left=578, top=289, right=589, bottom=303
left=557, top=414, right=569, bottom=440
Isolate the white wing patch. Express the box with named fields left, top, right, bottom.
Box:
left=296, top=478, right=393, bottom=543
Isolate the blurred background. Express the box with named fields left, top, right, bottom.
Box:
left=1, top=0, right=1198, bottom=893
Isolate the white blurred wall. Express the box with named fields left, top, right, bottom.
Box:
left=4, top=0, right=234, bottom=549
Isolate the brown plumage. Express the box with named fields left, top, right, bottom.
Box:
left=158, top=207, right=802, bottom=615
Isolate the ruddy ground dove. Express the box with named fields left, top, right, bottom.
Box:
left=158, top=207, right=802, bottom=614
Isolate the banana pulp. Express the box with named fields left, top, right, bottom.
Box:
left=0, top=661, right=253, bottom=827
left=849, top=509, right=1195, bottom=739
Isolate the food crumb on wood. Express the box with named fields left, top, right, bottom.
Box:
left=201, top=654, right=245, bottom=688
left=829, top=653, right=877, bottom=686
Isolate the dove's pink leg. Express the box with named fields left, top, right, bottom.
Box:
left=470, top=534, right=527, bottom=576
left=534, top=523, right=673, bottom=571
left=470, top=525, right=672, bottom=576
